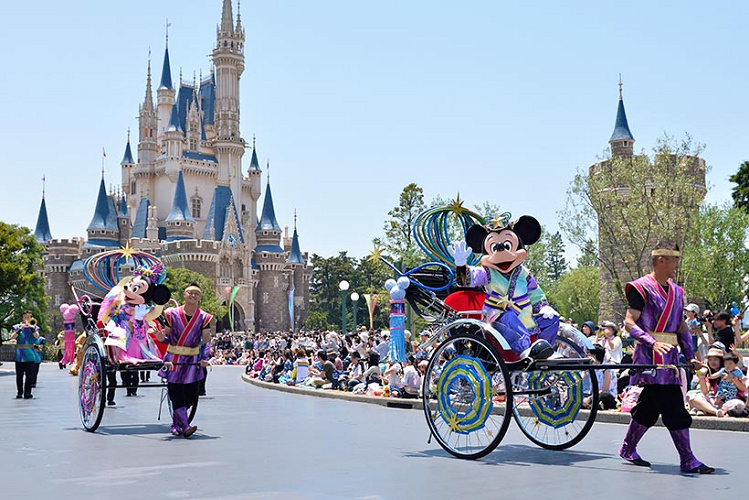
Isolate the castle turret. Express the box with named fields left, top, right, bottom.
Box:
left=138, top=57, right=158, bottom=166
left=284, top=217, right=310, bottom=330
left=165, top=104, right=185, bottom=159
left=157, top=41, right=176, bottom=142
left=118, top=195, right=131, bottom=245
left=609, top=79, right=635, bottom=158
left=121, top=130, right=136, bottom=207
left=165, top=170, right=196, bottom=240
left=146, top=205, right=159, bottom=241
left=212, top=0, right=245, bottom=201
left=34, top=190, right=52, bottom=244
left=85, top=177, right=120, bottom=248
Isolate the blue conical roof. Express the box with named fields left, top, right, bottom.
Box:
left=131, top=198, right=150, bottom=238
left=87, top=178, right=118, bottom=231
left=121, top=139, right=134, bottom=164
left=256, top=183, right=281, bottom=232
left=286, top=227, right=304, bottom=264
left=609, top=98, right=634, bottom=142
left=202, top=186, right=244, bottom=243
left=118, top=196, right=128, bottom=217
left=159, top=46, right=173, bottom=90
left=166, top=171, right=194, bottom=222
left=249, top=145, right=260, bottom=171
left=166, top=104, right=183, bottom=133
left=34, top=196, right=52, bottom=243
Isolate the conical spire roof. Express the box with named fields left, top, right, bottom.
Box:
left=132, top=198, right=150, bottom=238
left=34, top=195, right=52, bottom=243
left=609, top=95, right=634, bottom=142
left=159, top=46, right=173, bottom=90
left=121, top=138, right=134, bottom=164
left=256, top=181, right=281, bottom=232
left=220, top=0, right=235, bottom=34
left=166, top=171, right=194, bottom=222
left=118, top=196, right=129, bottom=217
left=87, top=178, right=118, bottom=231
left=286, top=227, right=304, bottom=264
left=202, top=186, right=244, bottom=242
left=166, top=104, right=183, bottom=133
left=249, top=141, right=260, bottom=171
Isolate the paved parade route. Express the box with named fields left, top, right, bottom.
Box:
left=0, top=364, right=741, bottom=499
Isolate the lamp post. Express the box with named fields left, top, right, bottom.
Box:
left=350, top=292, right=359, bottom=334
left=339, top=280, right=349, bottom=335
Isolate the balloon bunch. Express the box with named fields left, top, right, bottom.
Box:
left=83, top=246, right=165, bottom=293
left=412, top=201, right=485, bottom=267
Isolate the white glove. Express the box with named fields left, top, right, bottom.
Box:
left=133, top=304, right=150, bottom=321
left=539, top=305, right=558, bottom=319
left=449, top=241, right=472, bottom=267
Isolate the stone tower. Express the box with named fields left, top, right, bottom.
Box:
left=590, top=83, right=706, bottom=320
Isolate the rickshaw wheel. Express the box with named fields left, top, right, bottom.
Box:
left=511, top=336, right=599, bottom=450
left=422, top=332, right=512, bottom=460
left=79, top=344, right=106, bottom=432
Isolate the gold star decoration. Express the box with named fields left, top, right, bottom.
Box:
left=120, top=242, right=134, bottom=261
left=488, top=212, right=512, bottom=230
left=367, top=243, right=383, bottom=263
left=447, top=193, right=466, bottom=216
left=447, top=412, right=461, bottom=432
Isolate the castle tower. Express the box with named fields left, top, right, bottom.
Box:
left=164, top=104, right=185, bottom=159
left=138, top=57, right=159, bottom=167
left=254, top=172, right=287, bottom=331
left=243, top=136, right=262, bottom=248
left=120, top=131, right=136, bottom=207
left=85, top=177, right=120, bottom=249
left=285, top=216, right=310, bottom=331
left=212, top=0, right=246, bottom=202
left=34, top=189, right=52, bottom=244
left=156, top=39, right=176, bottom=142
left=165, top=170, right=196, bottom=240
left=117, top=195, right=131, bottom=245
left=609, top=80, right=635, bottom=157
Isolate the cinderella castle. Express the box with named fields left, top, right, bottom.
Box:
left=33, top=0, right=311, bottom=333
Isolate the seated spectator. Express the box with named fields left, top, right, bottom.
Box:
left=688, top=347, right=746, bottom=417
left=383, top=360, right=403, bottom=393
left=292, top=348, right=310, bottom=385
left=398, top=354, right=421, bottom=399
left=599, top=321, right=623, bottom=363
left=345, top=351, right=365, bottom=391
left=304, top=350, right=336, bottom=388
left=362, top=351, right=382, bottom=385
left=581, top=321, right=597, bottom=342
left=583, top=345, right=617, bottom=410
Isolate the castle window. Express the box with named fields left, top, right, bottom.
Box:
left=263, top=292, right=269, bottom=304
left=130, top=181, right=136, bottom=195
left=623, top=141, right=628, bottom=147
left=191, top=197, right=202, bottom=219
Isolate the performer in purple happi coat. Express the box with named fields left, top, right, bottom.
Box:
left=154, top=282, right=213, bottom=438
left=619, top=241, right=713, bottom=474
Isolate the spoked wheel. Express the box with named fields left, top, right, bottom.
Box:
left=79, top=344, right=106, bottom=432
left=422, top=333, right=513, bottom=460
left=511, top=337, right=598, bottom=449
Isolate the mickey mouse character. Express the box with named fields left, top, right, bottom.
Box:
left=99, top=265, right=171, bottom=363
left=449, top=213, right=559, bottom=357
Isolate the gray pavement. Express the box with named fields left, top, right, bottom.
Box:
left=0, top=363, right=743, bottom=500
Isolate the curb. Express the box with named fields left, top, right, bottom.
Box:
left=242, top=375, right=749, bottom=432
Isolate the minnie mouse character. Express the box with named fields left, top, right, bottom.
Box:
left=59, top=303, right=80, bottom=367
left=99, top=264, right=171, bottom=363
left=449, top=212, right=559, bottom=357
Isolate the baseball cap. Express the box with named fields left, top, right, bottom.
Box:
left=685, top=303, right=699, bottom=313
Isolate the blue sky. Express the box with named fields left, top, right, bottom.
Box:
left=1, top=1, right=746, bottom=260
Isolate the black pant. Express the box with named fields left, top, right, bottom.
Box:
left=106, top=370, right=117, bottom=403
left=199, top=367, right=207, bottom=395
left=631, top=384, right=691, bottom=430
left=168, top=381, right=200, bottom=409
left=15, top=362, right=39, bottom=397
left=122, top=371, right=139, bottom=395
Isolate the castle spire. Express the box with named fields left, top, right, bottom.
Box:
left=256, top=173, right=281, bottom=232
left=286, top=210, right=304, bottom=264
left=121, top=129, right=134, bottom=164
left=144, top=52, right=154, bottom=109
left=34, top=181, right=52, bottom=244
left=158, top=23, right=173, bottom=91
left=220, top=0, right=234, bottom=35
left=166, top=104, right=183, bottom=133
left=166, top=170, right=194, bottom=222
left=248, top=135, right=260, bottom=171
left=609, top=76, right=635, bottom=157
left=87, top=177, right=118, bottom=232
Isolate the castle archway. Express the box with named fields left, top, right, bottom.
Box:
left=218, top=301, right=246, bottom=333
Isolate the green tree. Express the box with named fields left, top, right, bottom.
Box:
left=307, top=252, right=357, bottom=330
left=545, top=231, right=567, bottom=282
left=560, top=134, right=706, bottom=317
left=680, top=203, right=749, bottom=309
left=0, top=222, right=49, bottom=335
left=163, top=267, right=227, bottom=320
left=730, top=160, right=749, bottom=214
left=547, top=266, right=601, bottom=326
left=575, top=239, right=598, bottom=268
left=383, top=183, right=425, bottom=269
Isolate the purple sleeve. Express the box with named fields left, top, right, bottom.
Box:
left=629, top=323, right=656, bottom=348
left=468, top=266, right=489, bottom=287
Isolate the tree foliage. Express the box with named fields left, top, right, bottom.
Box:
left=547, top=266, right=601, bottom=326
left=0, top=222, right=49, bottom=335
left=730, top=160, right=749, bottom=214
left=163, top=267, right=227, bottom=320
left=544, top=231, right=567, bottom=282
left=560, top=134, right=706, bottom=316
left=383, top=183, right=425, bottom=269
left=680, top=203, right=749, bottom=310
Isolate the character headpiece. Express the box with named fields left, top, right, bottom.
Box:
left=651, top=249, right=681, bottom=258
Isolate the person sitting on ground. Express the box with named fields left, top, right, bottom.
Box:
left=362, top=351, right=382, bottom=386
left=398, top=354, right=422, bottom=399
left=383, top=360, right=403, bottom=394
left=345, top=351, right=365, bottom=391
left=583, top=345, right=618, bottom=410
left=687, top=347, right=746, bottom=417
left=305, top=350, right=336, bottom=388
